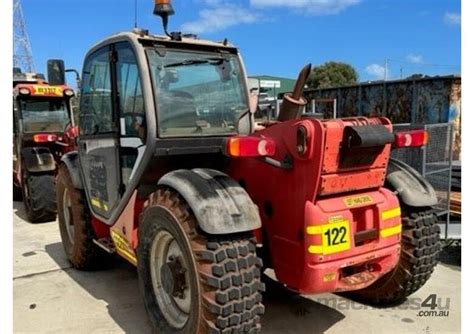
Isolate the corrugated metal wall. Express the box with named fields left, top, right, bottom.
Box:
left=301, top=76, right=461, bottom=159
left=302, top=76, right=461, bottom=124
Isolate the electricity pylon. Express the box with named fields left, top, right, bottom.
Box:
left=13, top=0, right=35, bottom=72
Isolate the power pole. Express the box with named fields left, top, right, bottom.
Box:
left=13, top=0, right=35, bottom=73
left=384, top=58, right=388, bottom=81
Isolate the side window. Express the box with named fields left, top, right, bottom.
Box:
left=79, top=47, right=113, bottom=135
left=116, top=43, right=145, bottom=140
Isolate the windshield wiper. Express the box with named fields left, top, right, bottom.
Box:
left=164, top=58, right=225, bottom=68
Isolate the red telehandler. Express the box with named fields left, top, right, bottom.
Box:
left=56, top=1, right=440, bottom=332
left=13, top=62, right=77, bottom=222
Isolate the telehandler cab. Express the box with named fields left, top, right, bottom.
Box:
left=57, top=1, right=441, bottom=332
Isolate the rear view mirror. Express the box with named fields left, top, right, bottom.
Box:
left=47, top=59, right=66, bottom=85
left=249, top=94, right=258, bottom=115
left=237, top=96, right=258, bottom=135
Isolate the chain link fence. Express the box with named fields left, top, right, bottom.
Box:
left=391, top=123, right=459, bottom=240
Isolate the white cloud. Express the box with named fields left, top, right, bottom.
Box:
left=181, top=0, right=361, bottom=34
left=181, top=4, right=260, bottom=34
left=365, top=63, right=387, bottom=80
left=444, top=12, right=461, bottom=26
left=250, top=0, right=361, bottom=15
left=406, top=53, right=424, bottom=64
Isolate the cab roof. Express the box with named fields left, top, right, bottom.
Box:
left=87, top=30, right=239, bottom=58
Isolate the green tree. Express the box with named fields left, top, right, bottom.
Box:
left=406, top=73, right=430, bottom=80
left=307, top=61, right=358, bottom=89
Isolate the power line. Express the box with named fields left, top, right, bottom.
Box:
left=134, top=0, right=138, bottom=28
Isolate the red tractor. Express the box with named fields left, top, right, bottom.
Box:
left=13, top=63, right=77, bottom=222
left=57, top=1, right=440, bottom=332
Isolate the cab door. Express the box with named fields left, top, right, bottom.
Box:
left=78, top=45, right=121, bottom=218
left=114, top=42, right=147, bottom=192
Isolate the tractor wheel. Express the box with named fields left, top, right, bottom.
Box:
left=138, top=188, right=265, bottom=334
left=13, top=183, right=23, bottom=201
left=22, top=170, right=56, bottom=223
left=56, top=165, right=108, bottom=270
left=349, top=206, right=441, bottom=305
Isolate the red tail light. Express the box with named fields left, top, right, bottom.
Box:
left=65, top=125, right=79, bottom=139
left=226, top=136, right=276, bottom=157
left=394, top=130, right=428, bottom=148
left=33, top=134, right=57, bottom=143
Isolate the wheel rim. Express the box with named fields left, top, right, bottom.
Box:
left=63, top=188, right=74, bottom=243
left=150, top=230, right=192, bottom=329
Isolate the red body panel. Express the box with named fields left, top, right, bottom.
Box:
left=104, top=116, right=402, bottom=295
left=297, top=187, right=400, bottom=293
left=226, top=117, right=401, bottom=294
left=92, top=191, right=145, bottom=266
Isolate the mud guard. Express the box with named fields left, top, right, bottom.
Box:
left=21, top=147, right=56, bottom=173
left=61, top=151, right=84, bottom=190
left=158, top=169, right=262, bottom=235
left=385, top=158, right=438, bottom=207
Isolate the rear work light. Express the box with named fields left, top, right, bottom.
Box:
left=394, top=130, right=429, bottom=148
left=33, top=134, right=57, bottom=143
left=225, top=136, right=276, bottom=157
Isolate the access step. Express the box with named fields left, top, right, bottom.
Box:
left=93, top=238, right=116, bottom=254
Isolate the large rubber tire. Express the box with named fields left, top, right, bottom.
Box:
left=349, top=207, right=441, bottom=305
left=22, top=171, right=56, bottom=223
left=138, top=188, right=265, bottom=334
left=13, top=183, right=23, bottom=201
left=56, top=165, right=108, bottom=270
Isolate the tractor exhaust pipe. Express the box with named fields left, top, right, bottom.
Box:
left=277, top=64, right=312, bottom=122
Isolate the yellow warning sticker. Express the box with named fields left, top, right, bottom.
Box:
left=323, top=273, right=337, bottom=282
left=382, top=207, right=401, bottom=220
left=328, top=215, right=345, bottom=224
left=307, top=220, right=351, bottom=255
left=343, top=195, right=373, bottom=207
left=91, top=197, right=109, bottom=212
left=380, top=224, right=402, bottom=238
left=111, top=230, right=137, bottom=266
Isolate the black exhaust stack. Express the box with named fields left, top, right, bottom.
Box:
left=278, top=64, right=312, bottom=122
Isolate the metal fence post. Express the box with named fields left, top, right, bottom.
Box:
left=445, top=123, right=454, bottom=240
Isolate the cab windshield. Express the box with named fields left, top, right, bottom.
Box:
left=20, top=99, right=70, bottom=133
left=147, top=48, right=248, bottom=137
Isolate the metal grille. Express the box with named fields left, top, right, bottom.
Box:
left=391, top=123, right=457, bottom=239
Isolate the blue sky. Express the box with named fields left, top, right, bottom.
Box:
left=20, top=0, right=461, bottom=83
